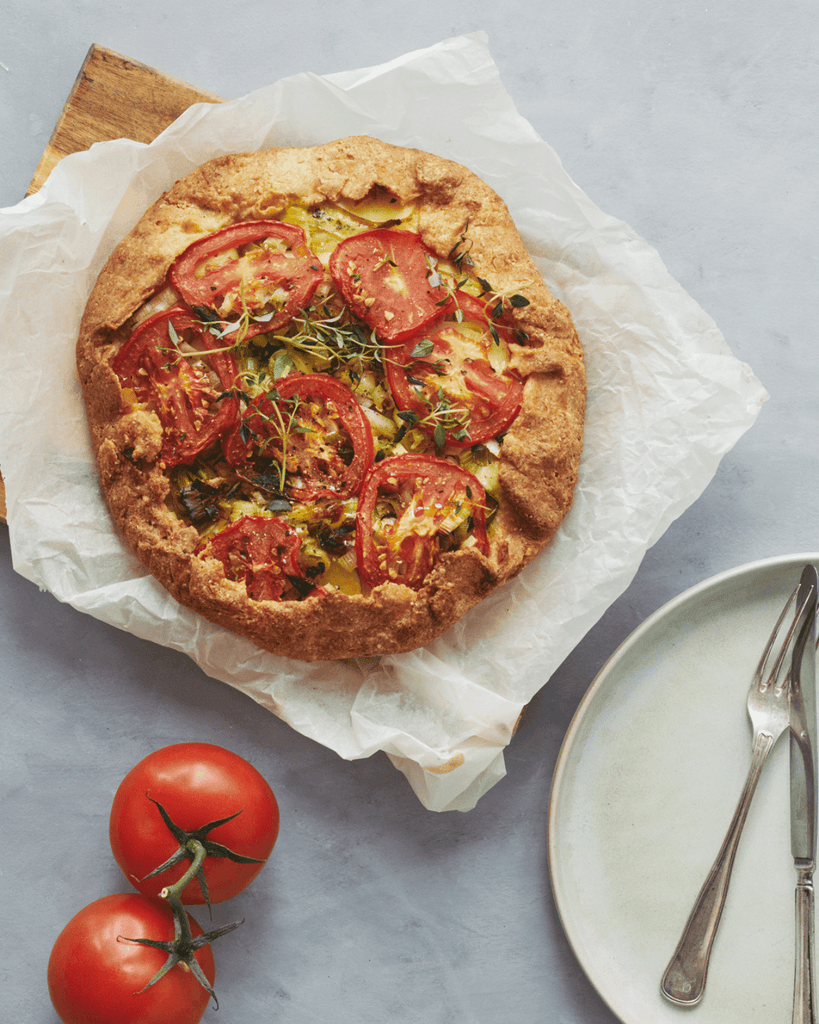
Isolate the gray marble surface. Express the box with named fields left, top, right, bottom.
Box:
left=1, top=2, right=817, bottom=1022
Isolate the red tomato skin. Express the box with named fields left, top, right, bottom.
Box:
left=112, top=307, right=239, bottom=467
left=384, top=292, right=524, bottom=448
left=223, top=373, right=375, bottom=499
left=275, top=374, right=375, bottom=499
left=47, top=893, right=214, bottom=1024
left=328, top=229, right=452, bottom=342
left=109, top=743, right=279, bottom=905
left=200, top=515, right=320, bottom=602
left=355, top=453, right=490, bottom=590
left=169, top=220, right=322, bottom=337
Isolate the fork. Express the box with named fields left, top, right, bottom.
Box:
left=660, top=582, right=811, bottom=1006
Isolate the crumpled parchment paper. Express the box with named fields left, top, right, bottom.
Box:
left=0, top=32, right=768, bottom=810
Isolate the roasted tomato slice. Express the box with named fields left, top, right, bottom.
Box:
left=328, top=229, right=453, bottom=343
left=199, top=516, right=321, bottom=602
left=169, top=221, right=324, bottom=339
left=355, top=454, right=489, bottom=590
left=385, top=291, right=524, bottom=448
left=223, top=373, right=375, bottom=501
left=112, top=306, right=239, bottom=467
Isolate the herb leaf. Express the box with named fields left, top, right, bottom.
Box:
left=410, top=339, right=434, bottom=359
left=273, top=351, right=294, bottom=379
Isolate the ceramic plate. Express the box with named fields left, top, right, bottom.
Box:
left=548, top=553, right=819, bottom=1024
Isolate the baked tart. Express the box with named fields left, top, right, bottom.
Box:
left=76, top=137, right=585, bottom=661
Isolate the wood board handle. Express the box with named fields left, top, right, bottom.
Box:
left=1, top=44, right=223, bottom=523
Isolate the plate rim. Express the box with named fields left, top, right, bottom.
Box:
left=547, top=550, right=819, bottom=1024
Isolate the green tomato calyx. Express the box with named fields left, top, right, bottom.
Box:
left=119, top=894, right=241, bottom=1008
left=142, top=796, right=264, bottom=909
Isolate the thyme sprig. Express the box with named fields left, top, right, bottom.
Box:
left=476, top=278, right=533, bottom=323
left=238, top=388, right=312, bottom=494
left=426, top=260, right=471, bottom=324
left=399, top=386, right=471, bottom=449
left=158, top=318, right=187, bottom=370
left=195, top=297, right=397, bottom=378
left=155, top=288, right=278, bottom=369
left=267, top=304, right=385, bottom=370
left=191, top=284, right=280, bottom=351
left=437, top=222, right=533, bottom=343
left=447, top=222, right=475, bottom=272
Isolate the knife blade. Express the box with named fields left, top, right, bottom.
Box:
left=791, top=563, right=818, bottom=1024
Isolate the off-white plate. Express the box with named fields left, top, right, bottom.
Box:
left=548, top=553, right=819, bottom=1024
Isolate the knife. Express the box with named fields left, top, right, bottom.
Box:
left=791, top=563, right=818, bottom=1024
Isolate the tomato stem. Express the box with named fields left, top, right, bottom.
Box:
left=121, top=892, right=243, bottom=1008
left=141, top=796, right=264, bottom=909
left=160, top=839, right=207, bottom=902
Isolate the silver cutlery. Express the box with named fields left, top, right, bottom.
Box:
left=790, top=564, right=817, bottom=1024
left=661, top=580, right=813, bottom=1006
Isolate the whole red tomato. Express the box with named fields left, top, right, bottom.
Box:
left=109, top=743, right=279, bottom=905
left=47, top=893, right=215, bottom=1024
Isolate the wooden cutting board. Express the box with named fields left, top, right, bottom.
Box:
left=0, top=44, right=223, bottom=523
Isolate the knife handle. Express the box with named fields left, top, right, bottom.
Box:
left=793, top=868, right=816, bottom=1024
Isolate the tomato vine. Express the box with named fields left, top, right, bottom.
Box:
left=48, top=744, right=279, bottom=1024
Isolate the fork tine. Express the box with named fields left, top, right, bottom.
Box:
left=755, top=584, right=800, bottom=684
left=760, top=583, right=816, bottom=690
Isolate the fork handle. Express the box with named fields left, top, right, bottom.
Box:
left=661, top=732, right=773, bottom=1005
left=793, top=867, right=816, bottom=1024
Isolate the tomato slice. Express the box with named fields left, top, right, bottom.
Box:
left=199, top=515, right=321, bottom=602
left=328, top=229, right=453, bottom=343
left=169, top=220, right=323, bottom=339
left=385, top=291, right=524, bottom=448
left=355, top=454, right=489, bottom=590
left=223, top=373, right=375, bottom=500
left=113, top=306, right=239, bottom=467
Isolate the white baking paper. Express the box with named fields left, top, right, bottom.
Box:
left=0, top=32, right=767, bottom=810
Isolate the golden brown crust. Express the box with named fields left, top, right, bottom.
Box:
left=77, top=137, right=585, bottom=661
